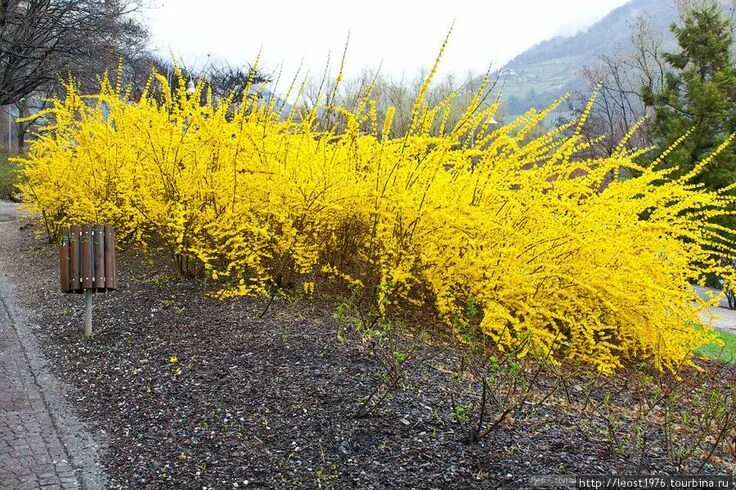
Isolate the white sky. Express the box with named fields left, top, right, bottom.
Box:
left=145, top=0, right=631, bottom=80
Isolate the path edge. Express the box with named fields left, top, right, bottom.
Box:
left=0, top=221, right=108, bottom=489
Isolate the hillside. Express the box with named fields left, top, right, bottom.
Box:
left=499, top=0, right=679, bottom=117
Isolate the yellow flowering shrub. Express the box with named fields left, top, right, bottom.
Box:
left=16, top=60, right=736, bottom=373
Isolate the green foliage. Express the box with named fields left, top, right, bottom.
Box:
left=695, top=328, right=736, bottom=363
left=331, top=300, right=417, bottom=418
left=642, top=3, right=736, bottom=195
left=0, top=151, right=18, bottom=198
left=449, top=337, right=556, bottom=444
left=591, top=366, right=736, bottom=471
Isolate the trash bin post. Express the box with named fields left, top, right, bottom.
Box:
left=84, top=288, right=93, bottom=337
left=59, top=224, right=117, bottom=337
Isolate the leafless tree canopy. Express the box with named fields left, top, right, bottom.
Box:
left=132, top=58, right=271, bottom=107
left=563, top=12, right=668, bottom=157
left=0, top=0, right=148, bottom=106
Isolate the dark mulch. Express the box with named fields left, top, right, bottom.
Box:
left=3, top=223, right=735, bottom=489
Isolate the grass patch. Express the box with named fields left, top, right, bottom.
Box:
left=696, top=328, right=736, bottom=363
left=0, top=151, right=19, bottom=198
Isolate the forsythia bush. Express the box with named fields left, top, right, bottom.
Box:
left=17, top=58, right=736, bottom=373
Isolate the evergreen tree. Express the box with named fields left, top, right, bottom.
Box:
left=642, top=3, right=736, bottom=192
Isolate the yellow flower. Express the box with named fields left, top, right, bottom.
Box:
left=18, top=63, right=734, bottom=374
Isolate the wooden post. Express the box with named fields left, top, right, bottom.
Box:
left=81, top=224, right=93, bottom=289
left=104, top=225, right=114, bottom=290
left=94, top=224, right=105, bottom=290
left=59, top=227, right=71, bottom=293
left=70, top=225, right=80, bottom=292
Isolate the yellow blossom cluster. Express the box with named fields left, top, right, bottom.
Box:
left=16, top=61, right=735, bottom=373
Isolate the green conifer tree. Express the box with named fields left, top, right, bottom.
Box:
left=642, top=3, right=736, bottom=192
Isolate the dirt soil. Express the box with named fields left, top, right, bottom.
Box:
left=1, top=219, right=734, bottom=489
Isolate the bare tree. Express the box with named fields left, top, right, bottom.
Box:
left=205, top=62, right=270, bottom=103
left=563, top=12, right=667, bottom=158
left=0, top=0, right=149, bottom=107
left=139, top=57, right=270, bottom=108
left=302, top=68, right=495, bottom=138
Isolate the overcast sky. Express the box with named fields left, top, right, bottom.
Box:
left=145, top=0, right=631, bottom=80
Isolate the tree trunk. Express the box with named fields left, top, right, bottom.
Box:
left=15, top=100, right=25, bottom=152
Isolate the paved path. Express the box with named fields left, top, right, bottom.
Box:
left=0, top=200, right=20, bottom=222
left=0, top=298, right=79, bottom=489
left=0, top=201, right=105, bottom=489
left=693, top=285, right=736, bottom=333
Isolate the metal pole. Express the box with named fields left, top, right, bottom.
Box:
left=84, top=289, right=93, bottom=337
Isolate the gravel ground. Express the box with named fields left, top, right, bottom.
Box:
left=0, top=205, right=106, bottom=489
left=1, top=217, right=735, bottom=489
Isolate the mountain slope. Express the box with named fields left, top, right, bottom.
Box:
left=499, top=0, right=679, bottom=117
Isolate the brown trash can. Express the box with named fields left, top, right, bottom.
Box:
left=59, top=224, right=117, bottom=294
